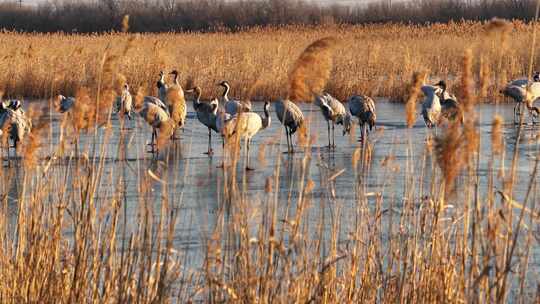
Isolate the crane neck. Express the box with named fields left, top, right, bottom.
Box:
left=222, top=83, right=230, bottom=100
left=192, top=90, right=202, bottom=110
left=262, top=103, right=271, bottom=129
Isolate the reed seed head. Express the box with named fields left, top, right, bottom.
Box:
left=288, top=37, right=338, bottom=102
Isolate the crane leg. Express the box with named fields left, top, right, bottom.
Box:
left=205, top=128, right=214, bottom=156
left=332, top=122, right=336, bottom=149
left=363, top=124, right=367, bottom=142
left=327, top=120, right=331, bottom=149
left=284, top=126, right=290, bottom=153
left=515, top=103, right=522, bottom=125
left=514, top=103, right=519, bottom=124
left=288, top=127, right=295, bottom=154
left=149, top=129, right=156, bottom=154
left=246, top=138, right=254, bottom=171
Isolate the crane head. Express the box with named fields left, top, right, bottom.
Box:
left=218, top=81, right=229, bottom=87
left=185, top=86, right=202, bottom=97
left=434, top=80, right=447, bottom=91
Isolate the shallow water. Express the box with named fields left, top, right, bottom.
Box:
left=4, top=100, right=540, bottom=299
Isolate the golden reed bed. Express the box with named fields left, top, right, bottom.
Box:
left=0, top=20, right=535, bottom=102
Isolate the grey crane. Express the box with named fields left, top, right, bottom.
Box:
left=501, top=73, right=540, bottom=124
left=135, top=98, right=173, bottom=155
left=57, top=95, right=76, bottom=113
left=314, top=93, right=350, bottom=149
left=218, top=81, right=251, bottom=115
left=347, top=94, right=376, bottom=141
left=0, top=101, right=32, bottom=158
left=274, top=99, right=304, bottom=153
left=186, top=86, right=219, bottom=155
left=421, top=85, right=442, bottom=128
left=115, top=84, right=133, bottom=120
left=217, top=102, right=271, bottom=170
left=156, top=70, right=168, bottom=105
left=434, top=80, right=463, bottom=123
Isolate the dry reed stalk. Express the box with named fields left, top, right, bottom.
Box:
left=461, top=49, right=480, bottom=167
left=491, top=115, right=503, bottom=155
left=461, top=49, right=476, bottom=113
left=479, top=55, right=490, bottom=99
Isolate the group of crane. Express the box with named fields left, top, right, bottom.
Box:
left=1, top=70, right=540, bottom=168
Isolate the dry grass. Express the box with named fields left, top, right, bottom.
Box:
left=1, top=21, right=540, bottom=102
left=0, top=19, right=540, bottom=304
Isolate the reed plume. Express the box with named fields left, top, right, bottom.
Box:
left=435, top=122, right=462, bottom=196
left=167, top=86, right=186, bottom=128
left=479, top=55, right=490, bottom=99
left=461, top=49, right=476, bottom=113
left=134, top=86, right=146, bottom=109
left=405, top=72, right=426, bottom=128
left=157, top=120, right=174, bottom=149
left=288, top=37, right=338, bottom=102
left=461, top=49, right=479, bottom=163
left=71, top=88, right=92, bottom=132
left=21, top=105, right=49, bottom=169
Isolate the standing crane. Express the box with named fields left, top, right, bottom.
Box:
left=434, top=80, right=463, bottom=123
left=218, top=81, right=251, bottom=115
left=166, top=70, right=187, bottom=138
left=274, top=99, right=304, bottom=153
left=157, top=71, right=168, bottom=104
left=186, top=86, right=219, bottom=155
left=421, top=85, right=442, bottom=128
left=134, top=97, right=174, bottom=155
left=116, top=84, right=133, bottom=120
left=348, top=94, right=376, bottom=141
left=0, top=100, right=32, bottom=158
left=217, top=102, right=271, bottom=170
left=501, top=74, right=540, bottom=124
left=314, top=93, right=350, bottom=149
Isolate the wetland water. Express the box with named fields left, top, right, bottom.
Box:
left=4, top=100, right=540, bottom=298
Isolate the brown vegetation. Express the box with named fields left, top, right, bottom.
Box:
left=1, top=21, right=540, bottom=102
left=0, top=14, right=540, bottom=303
